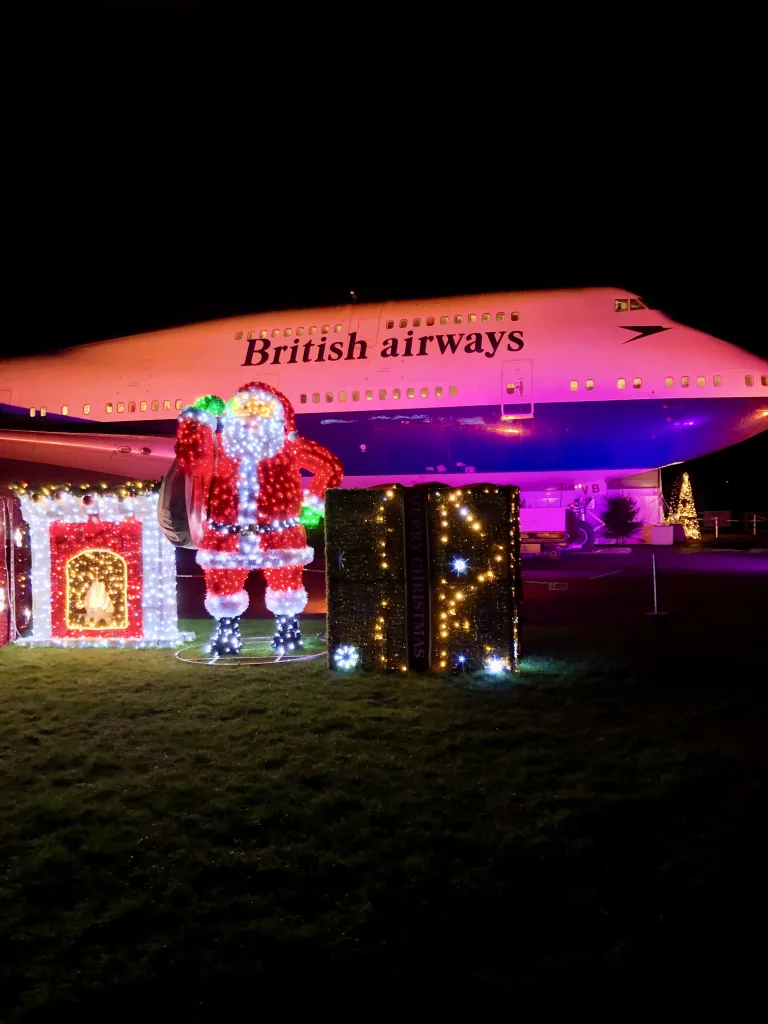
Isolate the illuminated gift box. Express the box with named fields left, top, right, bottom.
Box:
left=325, top=484, right=520, bottom=674
left=11, top=481, right=193, bottom=648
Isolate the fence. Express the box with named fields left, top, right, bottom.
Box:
left=697, top=513, right=768, bottom=540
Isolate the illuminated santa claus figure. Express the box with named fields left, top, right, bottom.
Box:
left=175, top=382, right=343, bottom=656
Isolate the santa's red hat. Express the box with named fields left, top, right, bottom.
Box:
left=235, top=381, right=297, bottom=437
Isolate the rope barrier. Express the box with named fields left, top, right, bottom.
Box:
left=524, top=569, right=623, bottom=585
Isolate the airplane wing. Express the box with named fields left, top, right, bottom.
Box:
left=0, top=430, right=175, bottom=478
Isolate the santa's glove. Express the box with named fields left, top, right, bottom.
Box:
left=300, top=491, right=325, bottom=528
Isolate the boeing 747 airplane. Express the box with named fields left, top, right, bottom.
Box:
left=2, top=287, right=767, bottom=536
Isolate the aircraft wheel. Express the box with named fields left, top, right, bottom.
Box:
left=575, top=521, right=595, bottom=551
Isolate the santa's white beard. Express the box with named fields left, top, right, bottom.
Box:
left=221, top=414, right=285, bottom=461
left=220, top=408, right=286, bottom=528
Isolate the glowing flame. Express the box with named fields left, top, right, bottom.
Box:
left=82, top=580, right=115, bottom=626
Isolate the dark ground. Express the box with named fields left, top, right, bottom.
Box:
left=1, top=548, right=768, bottom=1020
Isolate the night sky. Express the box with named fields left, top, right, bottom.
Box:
left=10, top=9, right=765, bottom=511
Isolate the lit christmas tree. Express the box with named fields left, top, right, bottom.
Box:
left=667, top=471, right=701, bottom=539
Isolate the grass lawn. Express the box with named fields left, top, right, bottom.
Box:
left=2, top=608, right=768, bottom=1020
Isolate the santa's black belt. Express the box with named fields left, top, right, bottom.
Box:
left=208, top=516, right=301, bottom=536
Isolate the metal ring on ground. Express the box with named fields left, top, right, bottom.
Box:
left=174, top=634, right=327, bottom=666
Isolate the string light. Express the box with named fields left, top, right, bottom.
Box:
left=326, top=484, right=520, bottom=672
left=666, top=471, right=701, bottom=540
left=175, top=383, right=343, bottom=655
left=11, top=480, right=192, bottom=647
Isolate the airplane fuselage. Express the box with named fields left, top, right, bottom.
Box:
left=1, top=287, right=767, bottom=492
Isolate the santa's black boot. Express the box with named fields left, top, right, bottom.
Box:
left=207, top=616, right=243, bottom=656
left=271, top=614, right=304, bottom=654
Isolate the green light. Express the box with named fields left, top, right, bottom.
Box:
left=193, top=395, right=226, bottom=416
left=300, top=504, right=323, bottom=529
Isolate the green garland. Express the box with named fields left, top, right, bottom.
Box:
left=10, top=479, right=161, bottom=501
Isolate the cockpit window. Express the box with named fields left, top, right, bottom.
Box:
left=614, top=299, right=628, bottom=312
left=629, top=298, right=645, bottom=310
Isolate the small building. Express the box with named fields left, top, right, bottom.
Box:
left=10, top=480, right=193, bottom=648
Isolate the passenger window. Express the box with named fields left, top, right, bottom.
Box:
left=260, top=330, right=268, bottom=339
left=84, top=404, right=91, bottom=414
left=284, top=328, right=291, bottom=337
left=468, top=313, right=476, bottom=323
left=435, top=386, right=443, bottom=397
left=449, top=385, right=458, bottom=397
left=321, top=324, right=330, bottom=334
left=413, top=318, right=421, bottom=327
left=697, top=376, right=706, bottom=387
left=325, top=392, right=333, bottom=403
left=614, top=299, right=629, bottom=312
left=386, top=320, right=394, bottom=329
left=665, top=377, right=674, bottom=387
left=152, top=400, right=159, bottom=411
left=40, top=406, right=46, bottom=417
left=297, top=327, right=304, bottom=336
left=617, top=378, right=626, bottom=389
left=352, top=390, right=360, bottom=401
left=407, top=387, right=415, bottom=398
left=746, top=375, right=754, bottom=386
left=681, top=376, right=690, bottom=387
left=713, top=375, right=722, bottom=387
left=164, top=400, right=171, bottom=411
left=496, top=312, right=505, bottom=321
left=175, top=399, right=183, bottom=410
left=420, top=386, right=428, bottom=398
left=61, top=404, right=68, bottom=415
left=272, top=328, right=280, bottom=338
left=586, top=379, right=595, bottom=390
left=454, top=315, right=462, bottom=324
left=117, top=402, right=124, bottom=413
left=762, top=376, right=768, bottom=386
left=128, top=402, right=136, bottom=413
left=379, top=389, right=387, bottom=400
left=247, top=331, right=255, bottom=340
left=393, top=388, right=401, bottom=399
left=482, top=313, right=490, bottom=322
left=140, top=401, right=147, bottom=412
left=426, top=316, right=435, bottom=326
left=106, top=402, right=113, bottom=413
left=366, top=390, right=373, bottom=400
left=29, top=407, right=36, bottom=417
left=440, top=316, right=448, bottom=324
left=310, top=326, right=317, bottom=334
left=334, top=324, right=342, bottom=333
left=399, top=319, right=408, bottom=328
left=339, top=391, right=346, bottom=402
left=300, top=394, right=307, bottom=404
left=236, top=331, right=244, bottom=340
left=629, top=298, right=645, bottom=310
left=633, top=378, right=642, bottom=389
left=569, top=380, right=579, bottom=391
left=312, top=393, right=320, bottom=404
left=511, top=312, right=520, bottom=321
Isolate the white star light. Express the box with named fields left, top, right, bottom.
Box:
left=333, top=644, right=360, bottom=671
left=451, top=557, right=469, bottom=575
left=485, top=656, right=508, bottom=675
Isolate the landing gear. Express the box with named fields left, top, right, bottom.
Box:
left=207, top=616, right=243, bottom=656
left=574, top=521, right=595, bottom=551
left=271, top=614, right=303, bottom=655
